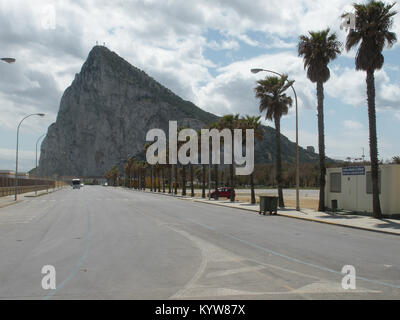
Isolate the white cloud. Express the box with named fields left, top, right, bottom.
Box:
left=207, top=39, right=240, bottom=51
left=326, top=66, right=400, bottom=111
left=194, top=51, right=317, bottom=117
left=343, top=120, right=364, bottom=130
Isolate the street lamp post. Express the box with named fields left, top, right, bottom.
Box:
left=35, top=133, right=46, bottom=196
left=15, top=113, right=45, bottom=201
left=251, top=68, right=300, bottom=211
left=208, top=150, right=212, bottom=200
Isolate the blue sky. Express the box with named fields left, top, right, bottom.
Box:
left=0, top=0, right=399, bottom=171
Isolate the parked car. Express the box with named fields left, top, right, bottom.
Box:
left=209, top=187, right=235, bottom=199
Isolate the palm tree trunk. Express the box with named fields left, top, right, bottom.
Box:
left=230, top=163, right=234, bottom=202
left=214, top=164, right=219, bottom=200
left=157, top=167, right=161, bottom=192
left=150, top=166, right=154, bottom=192
left=174, top=165, right=178, bottom=195
left=190, top=164, right=194, bottom=197
left=135, top=168, right=138, bottom=189
left=139, top=168, right=141, bottom=190
left=169, top=165, right=172, bottom=194
left=366, top=70, right=382, bottom=218
left=182, top=165, right=187, bottom=196
left=140, top=167, right=143, bottom=190
left=274, top=115, right=284, bottom=208
left=143, top=167, right=146, bottom=190
left=317, top=81, right=326, bottom=212
left=202, top=164, right=206, bottom=198
left=142, top=168, right=144, bottom=190
left=162, top=167, right=165, bottom=193
left=250, top=172, right=256, bottom=204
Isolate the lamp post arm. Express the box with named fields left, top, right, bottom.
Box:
left=15, top=113, right=45, bottom=201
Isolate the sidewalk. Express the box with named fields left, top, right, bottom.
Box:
left=175, top=195, right=400, bottom=236
left=0, top=187, right=63, bottom=209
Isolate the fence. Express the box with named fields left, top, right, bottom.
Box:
left=0, top=177, right=64, bottom=197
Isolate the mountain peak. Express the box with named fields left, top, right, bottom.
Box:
left=39, top=47, right=218, bottom=177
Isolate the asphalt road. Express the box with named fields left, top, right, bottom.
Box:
left=0, top=186, right=399, bottom=300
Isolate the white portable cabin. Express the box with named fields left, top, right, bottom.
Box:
left=325, top=164, right=400, bottom=216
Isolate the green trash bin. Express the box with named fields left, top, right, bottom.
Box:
left=259, top=196, right=278, bottom=215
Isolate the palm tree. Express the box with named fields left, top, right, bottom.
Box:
left=181, top=165, right=187, bottom=196
left=240, top=115, right=264, bottom=204
left=392, top=156, right=400, bottom=164
left=124, top=157, right=137, bottom=189
left=298, top=28, right=342, bottom=212
left=137, top=161, right=143, bottom=189
left=213, top=164, right=219, bottom=199
left=177, top=126, right=197, bottom=197
left=177, top=127, right=188, bottom=196
left=202, top=164, right=207, bottom=198
left=156, top=164, right=161, bottom=192
left=174, top=165, right=178, bottom=195
left=161, top=162, right=166, bottom=193
left=197, top=130, right=207, bottom=199
left=189, top=163, right=195, bottom=197
left=123, top=161, right=130, bottom=188
left=208, top=121, right=221, bottom=200
left=164, top=150, right=172, bottom=194
left=142, top=161, right=147, bottom=190
left=168, top=163, right=172, bottom=194
left=215, top=114, right=240, bottom=202
left=255, top=75, right=293, bottom=208
left=144, top=143, right=154, bottom=192
left=104, top=166, right=118, bottom=186
left=343, top=1, right=397, bottom=218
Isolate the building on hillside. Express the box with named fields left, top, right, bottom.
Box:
left=325, top=164, right=400, bottom=216
left=0, top=170, right=29, bottom=179
left=307, top=146, right=315, bottom=154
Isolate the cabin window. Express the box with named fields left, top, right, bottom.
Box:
left=330, top=173, right=341, bottom=193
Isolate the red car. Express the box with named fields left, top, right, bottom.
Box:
left=210, top=187, right=235, bottom=199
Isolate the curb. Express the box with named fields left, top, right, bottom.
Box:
left=276, top=213, right=400, bottom=237
left=182, top=197, right=400, bottom=237
left=0, top=200, right=23, bottom=209
left=0, top=187, right=65, bottom=209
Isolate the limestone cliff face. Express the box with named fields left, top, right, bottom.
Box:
left=39, top=46, right=318, bottom=177
left=38, top=46, right=217, bottom=177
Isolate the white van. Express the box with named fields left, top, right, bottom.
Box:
left=72, top=179, right=81, bottom=189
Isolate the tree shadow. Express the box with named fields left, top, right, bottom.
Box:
left=374, top=219, right=400, bottom=230
left=239, top=203, right=258, bottom=207
left=315, top=214, right=363, bottom=220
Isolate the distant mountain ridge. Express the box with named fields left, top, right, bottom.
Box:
left=38, top=46, right=318, bottom=177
